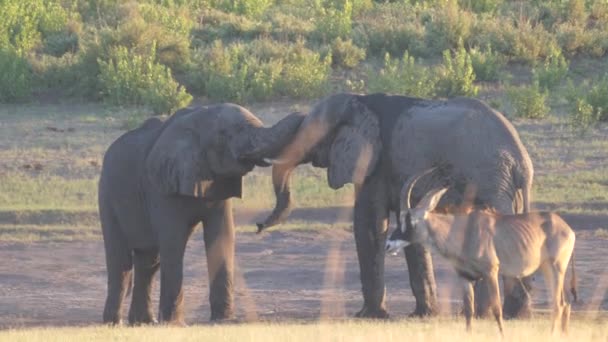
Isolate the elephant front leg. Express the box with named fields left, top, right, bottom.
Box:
left=128, top=249, right=160, bottom=325
left=202, top=200, right=235, bottom=321
left=404, top=243, right=438, bottom=317
left=353, top=182, right=389, bottom=319
left=157, top=227, right=191, bottom=325
left=503, top=275, right=533, bottom=319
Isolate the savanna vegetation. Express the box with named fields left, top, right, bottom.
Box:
left=1, top=0, right=608, bottom=123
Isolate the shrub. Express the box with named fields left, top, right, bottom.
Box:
left=469, top=46, right=505, bottom=82
left=211, top=0, right=274, bottom=18
left=0, top=47, right=32, bottom=102
left=471, top=15, right=559, bottom=64
left=352, top=2, right=426, bottom=58
left=98, top=4, right=192, bottom=71
left=192, top=41, right=276, bottom=102
left=458, top=0, right=503, bottom=13
left=586, top=76, right=608, bottom=121
left=424, top=0, right=474, bottom=54
left=313, top=0, right=353, bottom=43
left=98, top=44, right=192, bottom=114
left=435, top=44, right=478, bottom=98
left=564, top=78, right=608, bottom=135
left=367, top=52, right=436, bottom=98
left=42, top=32, right=79, bottom=57
left=29, top=53, right=81, bottom=96
left=268, top=12, right=315, bottom=42
left=277, top=44, right=332, bottom=98
left=568, top=97, right=599, bottom=134
left=506, top=81, right=549, bottom=119
left=331, top=37, right=366, bottom=69
left=190, top=39, right=329, bottom=101
left=191, top=8, right=271, bottom=46
left=533, top=48, right=569, bottom=90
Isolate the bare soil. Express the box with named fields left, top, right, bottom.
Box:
left=0, top=211, right=606, bottom=329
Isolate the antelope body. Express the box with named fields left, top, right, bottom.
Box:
left=386, top=172, right=576, bottom=335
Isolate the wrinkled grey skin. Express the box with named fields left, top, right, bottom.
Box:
left=98, top=104, right=304, bottom=325
left=259, top=93, right=534, bottom=319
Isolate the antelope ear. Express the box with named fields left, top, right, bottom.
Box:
left=327, top=98, right=381, bottom=189
left=417, top=187, right=449, bottom=211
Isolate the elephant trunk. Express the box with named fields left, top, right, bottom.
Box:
left=245, top=112, right=307, bottom=162
left=257, top=93, right=357, bottom=232
left=256, top=163, right=294, bottom=232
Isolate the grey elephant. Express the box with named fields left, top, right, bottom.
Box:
left=254, top=93, right=534, bottom=319
left=98, top=104, right=304, bottom=325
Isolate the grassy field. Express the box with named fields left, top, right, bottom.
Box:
left=0, top=101, right=607, bottom=241
left=1, top=318, right=607, bottom=342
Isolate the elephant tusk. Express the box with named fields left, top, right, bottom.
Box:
left=263, top=158, right=290, bottom=165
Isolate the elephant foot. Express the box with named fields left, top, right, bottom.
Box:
left=128, top=312, right=158, bottom=326
left=408, top=305, right=438, bottom=318
left=354, top=305, right=390, bottom=319
left=503, top=301, right=533, bottom=320
left=103, top=319, right=123, bottom=326
left=158, top=318, right=187, bottom=327
left=503, top=278, right=533, bottom=320
left=102, top=312, right=123, bottom=326
left=210, top=309, right=235, bottom=321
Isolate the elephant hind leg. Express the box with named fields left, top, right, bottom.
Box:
left=101, top=211, right=133, bottom=325
left=128, top=248, right=160, bottom=325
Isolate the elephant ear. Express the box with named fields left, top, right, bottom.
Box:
left=327, top=98, right=381, bottom=189
left=145, top=113, right=243, bottom=200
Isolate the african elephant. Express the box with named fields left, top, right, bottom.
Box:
left=254, top=93, right=534, bottom=319
left=98, top=104, right=304, bottom=325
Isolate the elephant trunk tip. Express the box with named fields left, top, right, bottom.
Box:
left=255, top=223, right=265, bottom=234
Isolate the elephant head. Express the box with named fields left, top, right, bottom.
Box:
left=257, top=93, right=382, bottom=231
left=145, top=104, right=305, bottom=201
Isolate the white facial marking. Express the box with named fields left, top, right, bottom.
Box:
left=386, top=239, right=409, bottom=255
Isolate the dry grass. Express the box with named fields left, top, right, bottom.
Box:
left=1, top=318, right=607, bottom=342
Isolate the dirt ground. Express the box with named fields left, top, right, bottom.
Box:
left=0, top=210, right=606, bottom=329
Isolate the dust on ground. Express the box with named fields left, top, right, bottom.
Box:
left=0, top=212, right=606, bottom=329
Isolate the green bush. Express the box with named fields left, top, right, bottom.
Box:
left=98, top=44, right=192, bottom=114
left=29, top=53, right=81, bottom=96
left=568, top=98, right=599, bottom=134
left=435, top=44, right=478, bottom=97
left=424, top=0, right=474, bottom=54
left=353, top=3, right=426, bottom=58
left=469, top=46, right=504, bottom=82
left=331, top=37, right=366, bottom=69
left=533, top=48, right=569, bottom=90
left=192, top=8, right=270, bottom=46
left=471, top=15, right=559, bottom=64
left=268, top=12, right=314, bottom=42
left=458, top=0, right=502, bottom=13
left=97, top=4, right=192, bottom=71
left=276, top=44, right=332, bottom=98
left=190, top=39, right=329, bottom=101
left=313, top=0, right=353, bottom=43
left=506, top=81, right=549, bottom=119
left=367, top=52, right=436, bottom=98
left=211, top=0, right=274, bottom=18
left=0, top=47, right=32, bottom=102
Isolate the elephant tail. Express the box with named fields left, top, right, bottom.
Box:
left=514, top=161, right=533, bottom=213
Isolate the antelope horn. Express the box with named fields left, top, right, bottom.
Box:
left=401, top=167, right=438, bottom=209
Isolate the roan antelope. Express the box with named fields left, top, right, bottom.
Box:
left=386, top=169, right=577, bottom=335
